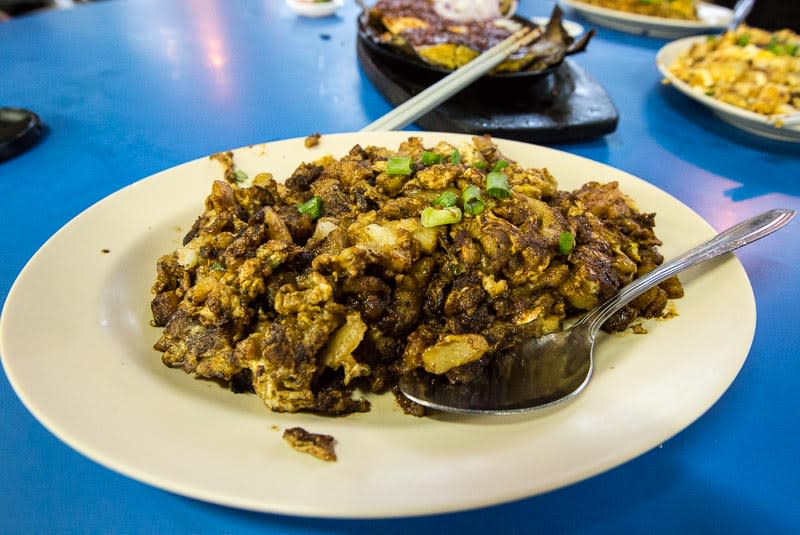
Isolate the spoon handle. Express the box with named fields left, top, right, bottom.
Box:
left=580, top=208, right=795, bottom=333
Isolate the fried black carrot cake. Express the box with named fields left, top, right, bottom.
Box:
left=151, top=136, right=682, bottom=417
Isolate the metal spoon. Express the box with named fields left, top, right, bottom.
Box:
left=399, top=208, right=795, bottom=414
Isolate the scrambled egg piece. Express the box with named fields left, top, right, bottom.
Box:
left=667, top=26, right=800, bottom=119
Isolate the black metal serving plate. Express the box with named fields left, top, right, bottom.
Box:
left=357, top=12, right=564, bottom=88
left=357, top=37, right=619, bottom=144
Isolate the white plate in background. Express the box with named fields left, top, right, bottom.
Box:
left=657, top=36, right=800, bottom=142
left=286, top=0, right=343, bottom=18
left=560, top=0, right=732, bottom=39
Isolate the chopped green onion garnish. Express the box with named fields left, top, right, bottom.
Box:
left=233, top=169, right=248, bottom=183
left=450, top=149, right=461, bottom=165
left=766, top=39, right=797, bottom=56
left=559, top=231, right=574, bottom=255
left=767, top=42, right=785, bottom=55
left=421, top=151, right=442, bottom=166
left=432, top=191, right=458, bottom=208
left=492, top=159, right=509, bottom=172
left=297, top=195, right=323, bottom=220
left=486, top=171, right=510, bottom=199
left=462, top=184, right=485, bottom=216
left=473, top=160, right=488, bottom=170
left=736, top=33, right=750, bottom=47
left=210, top=261, right=226, bottom=271
left=386, top=156, right=412, bottom=175
left=449, top=262, right=466, bottom=276
left=421, top=206, right=462, bottom=227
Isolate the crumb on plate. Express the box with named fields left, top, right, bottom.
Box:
left=304, top=132, right=321, bottom=148
left=283, top=427, right=337, bottom=461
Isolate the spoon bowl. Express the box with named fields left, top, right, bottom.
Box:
left=400, top=208, right=795, bottom=414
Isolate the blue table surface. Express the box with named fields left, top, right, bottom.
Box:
left=1, top=0, right=799, bottom=532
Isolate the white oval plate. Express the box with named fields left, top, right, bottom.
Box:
left=0, top=132, right=755, bottom=518
left=531, top=15, right=585, bottom=38
left=657, top=36, right=800, bottom=142
left=560, top=0, right=731, bottom=39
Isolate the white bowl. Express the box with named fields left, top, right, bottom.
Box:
left=286, top=0, right=343, bottom=18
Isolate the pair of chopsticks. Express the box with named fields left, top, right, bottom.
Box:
left=361, top=26, right=542, bottom=132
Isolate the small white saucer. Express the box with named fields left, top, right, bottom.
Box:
left=286, top=0, right=343, bottom=18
